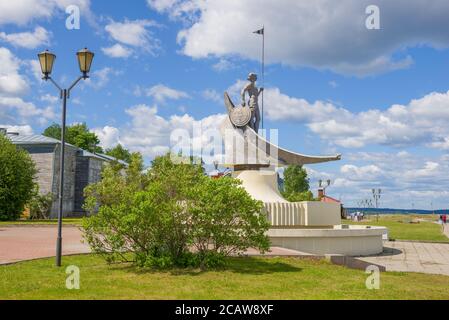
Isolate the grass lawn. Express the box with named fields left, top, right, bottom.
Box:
left=0, top=218, right=82, bottom=226
left=1, top=254, right=449, bottom=300
left=344, top=214, right=449, bottom=243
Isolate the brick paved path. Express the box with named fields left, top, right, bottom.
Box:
left=0, top=226, right=90, bottom=265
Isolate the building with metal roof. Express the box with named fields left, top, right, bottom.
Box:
left=3, top=130, right=124, bottom=217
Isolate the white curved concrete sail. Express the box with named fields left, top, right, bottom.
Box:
left=221, top=92, right=341, bottom=167
left=233, top=170, right=287, bottom=203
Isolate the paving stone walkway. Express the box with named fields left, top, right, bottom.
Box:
left=357, top=241, right=449, bottom=276
left=0, top=226, right=90, bottom=265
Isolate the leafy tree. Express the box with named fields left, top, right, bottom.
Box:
left=283, top=165, right=310, bottom=194
left=0, top=135, right=37, bottom=220
left=284, top=190, right=314, bottom=202
left=104, top=144, right=137, bottom=171
left=105, top=144, right=132, bottom=164
left=42, top=123, right=61, bottom=140
left=67, top=123, right=103, bottom=153
left=43, top=123, right=103, bottom=153
left=82, top=153, right=269, bottom=269
left=282, top=165, right=314, bottom=202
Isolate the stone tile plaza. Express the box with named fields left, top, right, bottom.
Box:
left=1, top=0, right=449, bottom=306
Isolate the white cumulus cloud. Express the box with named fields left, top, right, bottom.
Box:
left=0, top=124, right=34, bottom=135
left=101, top=43, right=133, bottom=58
left=149, top=0, right=449, bottom=76
left=257, top=84, right=449, bottom=150
left=104, top=19, right=161, bottom=55
left=145, top=84, right=190, bottom=103
left=84, top=67, right=121, bottom=89
left=93, top=126, right=121, bottom=149
left=0, top=26, right=51, bottom=49
left=0, top=47, right=29, bottom=96
left=0, top=0, right=93, bottom=26
left=306, top=151, right=449, bottom=209
left=94, top=104, right=225, bottom=159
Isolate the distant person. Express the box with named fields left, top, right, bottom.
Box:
left=443, top=214, right=447, bottom=229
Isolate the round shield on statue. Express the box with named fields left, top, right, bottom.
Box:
left=230, top=106, right=252, bottom=127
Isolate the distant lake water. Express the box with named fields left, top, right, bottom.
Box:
left=346, top=208, right=446, bottom=215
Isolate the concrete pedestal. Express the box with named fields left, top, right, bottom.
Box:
left=233, top=170, right=386, bottom=256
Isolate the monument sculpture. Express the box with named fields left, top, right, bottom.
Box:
left=241, top=73, right=263, bottom=132
left=221, top=74, right=341, bottom=169
left=219, top=75, right=386, bottom=256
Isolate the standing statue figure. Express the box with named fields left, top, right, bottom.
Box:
left=241, top=73, right=263, bottom=132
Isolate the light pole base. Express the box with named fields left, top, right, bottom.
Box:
left=56, top=236, right=62, bottom=267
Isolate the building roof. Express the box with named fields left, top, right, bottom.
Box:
left=7, top=133, right=127, bottom=165
left=7, top=134, right=62, bottom=145
left=80, top=149, right=128, bottom=166
left=321, top=195, right=341, bottom=204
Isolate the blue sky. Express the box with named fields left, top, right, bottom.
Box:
left=2, top=0, right=449, bottom=210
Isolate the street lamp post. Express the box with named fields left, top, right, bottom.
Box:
left=372, top=188, right=381, bottom=222
left=37, top=48, right=94, bottom=267
left=360, top=199, right=372, bottom=217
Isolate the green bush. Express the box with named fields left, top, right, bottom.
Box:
left=186, top=176, right=269, bottom=268
left=0, top=135, right=37, bottom=221
left=28, top=186, right=53, bottom=220
left=82, top=153, right=270, bottom=269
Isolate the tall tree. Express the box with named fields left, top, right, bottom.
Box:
left=42, top=123, right=61, bottom=140
left=281, top=165, right=314, bottom=202
left=105, top=144, right=132, bottom=164
left=43, top=123, right=103, bottom=153
left=283, top=165, right=310, bottom=194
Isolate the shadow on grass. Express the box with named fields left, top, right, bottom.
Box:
left=112, top=256, right=302, bottom=276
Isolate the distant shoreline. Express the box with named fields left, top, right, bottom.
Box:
left=346, top=208, right=447, bottom=215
